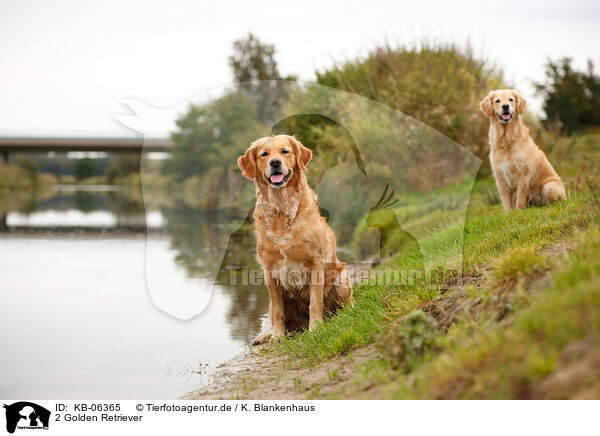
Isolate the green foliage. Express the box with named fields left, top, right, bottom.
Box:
left=73, top=158, right=99, bottom=180
left=105, top=154, right=140, bottom=184
left=534, top=58, right=600, bottom=135
left=314, top=42, right=505, bottom=158
left=0, top=163, right=55, bottom=191
left=377, top=310, right=437, bottom=371
left=14, top=156, right=39, bottom=185
left=404, top=228, right=600, bottom=399
left=163, top=41, right=502, bottom=226
left=492, top=246, right=547, bottom=282
left=163, top=90, right=265, bottom=207
left=229, top=33, right=295, bottom=123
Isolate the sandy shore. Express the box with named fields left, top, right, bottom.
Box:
left=180, top=344, right=380, bottom=400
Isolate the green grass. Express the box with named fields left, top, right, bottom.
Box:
left=263, top=133, right=600, bottom=398
left=275, top=189, right=599, bottom=364
left=492, top=246, right=547, bottom=283
left=392, top=227, right=600, bottom=399
left=277, top=285, right=388, bottom=363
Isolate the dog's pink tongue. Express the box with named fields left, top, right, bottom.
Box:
left=270, top=174, right=284, bottom=183
left=502, top=114, right=511, bottom=120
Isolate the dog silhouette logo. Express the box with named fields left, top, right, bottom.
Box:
left=3, top=402, right=50, bottom=433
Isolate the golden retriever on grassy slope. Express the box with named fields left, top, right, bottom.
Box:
left=238, top=135, right=353, bottom=345
left=480, top=89, right=566, bottom=210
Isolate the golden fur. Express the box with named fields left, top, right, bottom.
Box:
left=480, top=89, right=566, bottom=210
left=238, top=135, right=353, bottom=345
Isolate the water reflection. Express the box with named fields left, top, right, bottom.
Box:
left=1, top=186, right=147, bottom=230
left=161, top=202, right=269, bottom=342
left=0, top=185, right=271, bottom=398
left=0, top=186, right=271, bottom=335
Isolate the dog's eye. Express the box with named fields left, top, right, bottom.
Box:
left=509, top=98, right=514, bottom=102
left=281, top=149, right=290, bottom=154
left=495, top=99, right=500, bottom=103
left=260, top=151, right=268, bottom=157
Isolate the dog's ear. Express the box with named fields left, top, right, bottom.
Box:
left=479, top=91, right=494, bottom=117
left=288, top=136, right=312, bottom=172
left=514, top=91, right=527, bottom=114
left=238, top=145, right=257, bottom=180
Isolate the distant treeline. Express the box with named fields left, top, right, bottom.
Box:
left=160, top=39, right=507, bottom=213
left=0, top=153, right=141, bottom=189
left=3, top=35, right=598, bottom=201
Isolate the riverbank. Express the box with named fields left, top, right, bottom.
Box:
left=181, top=344, right=382, bottom=400
left=183, top=199, right=599, bottom=399
left=181, top=134, right=600, bottom=399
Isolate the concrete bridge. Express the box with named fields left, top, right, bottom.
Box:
left=0, top=136, right=173, bottom=163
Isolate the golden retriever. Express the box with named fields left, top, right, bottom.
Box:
left=480, top=89, right=566, bottom=210
left=238, top=135, right=353, bottom=345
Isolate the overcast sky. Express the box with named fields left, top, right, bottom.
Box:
left=0, top=0, right=598, bottom=137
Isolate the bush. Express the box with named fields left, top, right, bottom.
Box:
left=493, top=246, right=548, bottom=283
left=0, top=162, right=57, bottom=192
left=314, top=42, right=505, bottom=158
left=377, top=310, right=438, bottom=371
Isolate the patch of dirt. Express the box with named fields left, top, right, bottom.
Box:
left=181, top=345, right=381, bottom=400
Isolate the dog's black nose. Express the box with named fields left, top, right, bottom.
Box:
left=269, top=158, right=281, bottom=168
left=502, top=104, right=509, bottom=111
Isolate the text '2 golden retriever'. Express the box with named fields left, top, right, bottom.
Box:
left=238, top=135, right=353, bottom=345
left=480, top=89, right=566, bottom=210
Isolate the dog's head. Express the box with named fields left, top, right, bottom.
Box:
left=238, top=135, right=312, bottom=188
left=480, top=89, right=526, bottom=124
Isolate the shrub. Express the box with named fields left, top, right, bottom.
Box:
left=314, top=42, right=505, bottom=158
left=377, top=310, right=438, bottom=371
left=493, top=246, right=548, bottom=283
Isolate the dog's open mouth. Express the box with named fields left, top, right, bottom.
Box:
left=497, top=113, right=513, bottom=123
left=268, top=170, right=290, bottom=187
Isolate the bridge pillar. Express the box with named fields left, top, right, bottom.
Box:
left=1, top=151, right=8, bottom=164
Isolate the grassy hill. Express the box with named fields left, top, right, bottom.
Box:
left=189, top=132, right=600, bottom=400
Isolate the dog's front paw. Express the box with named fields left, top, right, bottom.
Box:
left=252, top=330, right=286, bottom=345
left=252, top=331, right=273, bottom=345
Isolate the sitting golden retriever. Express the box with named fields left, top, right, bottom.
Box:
left=238, top=135, right=353, bottom=345
left=480, top=89, right=566, bottom=210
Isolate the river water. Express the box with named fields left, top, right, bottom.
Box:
left=0, top=185, right=273, bottom=399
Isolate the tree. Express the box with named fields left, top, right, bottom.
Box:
left=105, top=154, right=141, bottom=184
left=229, top=33, right=294, bottom=123
left=165, top=91, right=264, bottom=179
left=534, top=57, right=600, bottom=135
left=15, top=156, right=39, bottom=184
left=163, top=91, right=266, bottom=207
left=73, top=158, right=99, bottom=180
left=313, top=43, right=505, bottom=159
